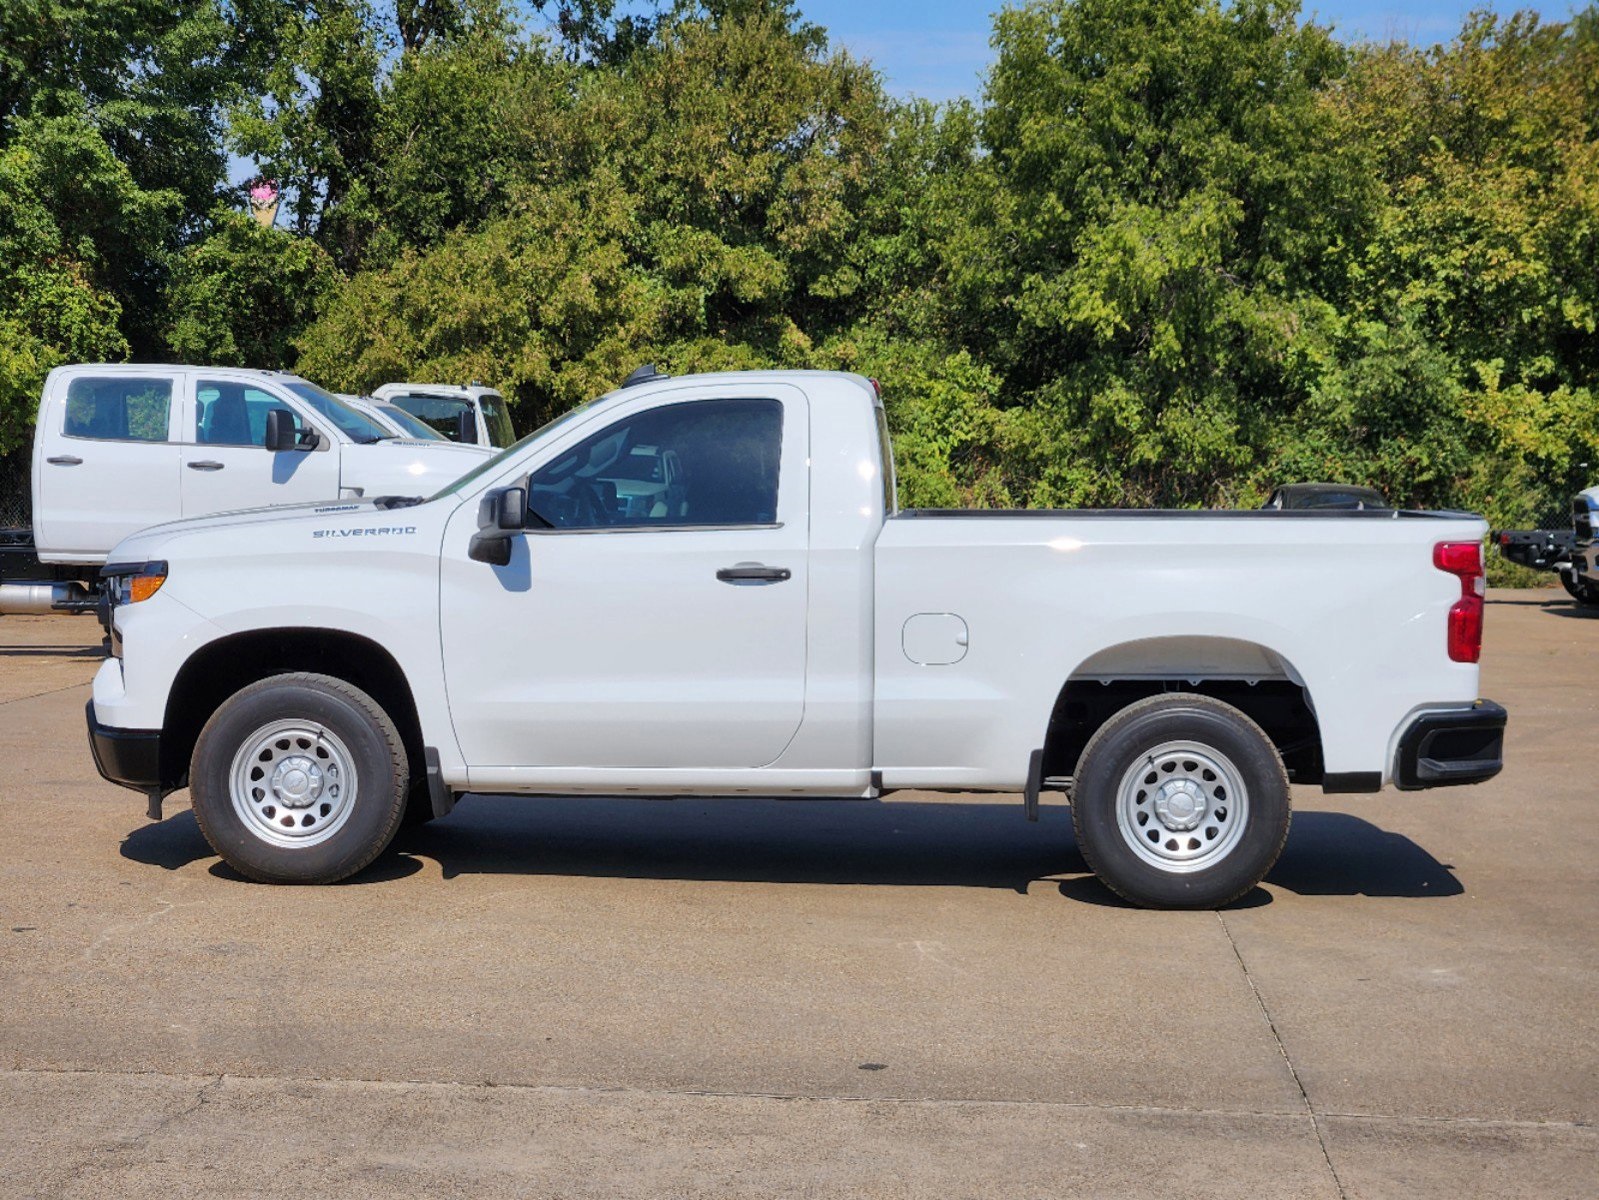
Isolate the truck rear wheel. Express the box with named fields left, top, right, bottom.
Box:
left=189, top=673, right=409, bottom=884
left=1070, top=693, right=1290, bottom=909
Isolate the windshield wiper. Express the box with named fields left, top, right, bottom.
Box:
left=371, top=495, right=425, bottom=510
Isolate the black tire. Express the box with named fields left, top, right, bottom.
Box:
left=1070, top=693, right=1290, bottom=909
left=189, top=673, right=409, bottom=884
left=1560, top=574, right=1599, bottom=606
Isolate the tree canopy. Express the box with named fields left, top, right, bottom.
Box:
left=1, top=0, right=1595, bottom=566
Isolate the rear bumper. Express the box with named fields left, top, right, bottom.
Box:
left=1394, top=700, right=1507, bottom=790
left=86, top=700, right=163, bottom=793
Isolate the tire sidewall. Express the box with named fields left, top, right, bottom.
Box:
left=1074, top=699, right=1289, bottom=909
left=191, top=679, right=404, bottom=883
left=1562, top=574, right=1599, bottom=606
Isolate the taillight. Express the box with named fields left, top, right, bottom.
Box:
left=1434, top=541, right=1485, bottom=663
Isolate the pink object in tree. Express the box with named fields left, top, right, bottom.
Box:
left=248, top=179, right=280, bottom=227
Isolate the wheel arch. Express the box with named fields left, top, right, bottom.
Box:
left=1041, top=635, right=1323, bottom=786
left=161, top=628, right=425, bottom=791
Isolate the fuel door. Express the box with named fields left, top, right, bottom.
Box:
left=902, top=612, right=969, bottom=666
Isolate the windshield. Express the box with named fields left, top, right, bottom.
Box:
left=429, top=398, right=605, bottom=502
left=479, top=392, right=515, bottom=448
left=387, top=393, right=474, bottom=441
left=374, top=401, right=446, bottom=441
left=283, top=379, right=390, bottom=444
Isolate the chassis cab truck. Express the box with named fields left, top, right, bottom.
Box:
left=86, top=371, right=1506, bottom=908
left=1, top=365, right=492, bottom=618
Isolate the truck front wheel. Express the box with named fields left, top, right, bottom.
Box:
left=1070, top=693, right=1291, bottom=909
left=1560, top=574, right=1599, bottom=606
left=189, top=673, right=409, bottom=884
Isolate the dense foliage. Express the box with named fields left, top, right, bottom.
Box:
left=1, top=0, right=1595, bottom=552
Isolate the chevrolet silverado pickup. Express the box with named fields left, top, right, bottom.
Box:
left=85, top=369, right=1507, bottom=908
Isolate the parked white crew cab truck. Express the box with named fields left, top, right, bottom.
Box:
left=86, top=369, right=1506, bottom=908
left=0, top=365, right=491, bottom=617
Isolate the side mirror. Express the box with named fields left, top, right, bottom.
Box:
left=457, top=410, right=477, bottom=444
left=495, top=486, right=526, bottom=530
left=468, top=486, right=527, bottom=565
left=265, top=409, right=309, bottom=452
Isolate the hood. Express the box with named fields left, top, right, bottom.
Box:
left=340, top=438, right=492, bottom=496
left=105, top=496, right=437, bottom=564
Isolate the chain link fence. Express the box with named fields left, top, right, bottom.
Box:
left=0, top=450, right=31, bottom=531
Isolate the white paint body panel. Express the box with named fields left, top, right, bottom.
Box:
left=871, top=513, right=1481, bottom=788
left=439, top=382, right=812, bottom=778
left=91, top=370, right=1489, bottom=798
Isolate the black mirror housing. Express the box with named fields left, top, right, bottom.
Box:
left=497, top=487, right=526, bottom=530
left=457, top=410, right=477, bottom=444
left=264, top=408, right=307, bottom=452
left=468, top=532, right=513, bottom=566
left=469, top=486, right=527, bottom=565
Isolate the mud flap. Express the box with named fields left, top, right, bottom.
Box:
left=1024, top=748, right=1043, bottom=822
left=425, top=747, right=456, bottom=819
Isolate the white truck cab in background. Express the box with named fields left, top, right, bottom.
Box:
left=87, top=369, right=1506, bottom=908
left=373, top=382, right=515, bottom=448
left=29, top=365, right=493, bottom=566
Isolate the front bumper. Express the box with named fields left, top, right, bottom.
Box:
left=86, top=700, right=163, bottom=794
left=1394, top=700, right=1507, bottom=790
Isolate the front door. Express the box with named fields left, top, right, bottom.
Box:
left=440, top=388, right=809, bottom=773
left=180, top=378, right=342, bottom=515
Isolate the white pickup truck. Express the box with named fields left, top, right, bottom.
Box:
left=85, top=369, right=1506, bottom=907
left=0, top=365, right=491, bottom=617
left=372, top=382, right=516, bottom=448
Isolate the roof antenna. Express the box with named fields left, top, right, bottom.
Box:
left=621, top=364, right=667, bottom=389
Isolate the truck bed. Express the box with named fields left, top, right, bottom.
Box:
left=871, top=507, right=1485, bottom=791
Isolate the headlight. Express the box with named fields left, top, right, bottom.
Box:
left=102, top=560, right=168, bottom=606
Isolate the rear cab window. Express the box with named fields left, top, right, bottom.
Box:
left=63, top=377, right=173, bottom=442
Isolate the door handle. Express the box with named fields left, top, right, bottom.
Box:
left=187, top=460, right=225, bottom=471
left=716, top=564, right=792, bottom=584
left=46, top=455, right=82, bottom=466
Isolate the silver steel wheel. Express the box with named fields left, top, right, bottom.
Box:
left=228, top=719, right=359, bottom=850
left=1114, top=740, right=1250, bottom=873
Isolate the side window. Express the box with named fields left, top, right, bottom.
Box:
left=528, top=398, right=783, bottom=530
left=196, top=382, right=302, bottom=447
left=63, top=377, right=172, bottom=442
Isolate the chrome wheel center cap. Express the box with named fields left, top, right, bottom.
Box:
left=271, top=756, right=323, bottom=808
left=1153, top=779, right=1206, bottom=831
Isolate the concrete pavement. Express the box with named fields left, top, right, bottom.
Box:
left=1, top=591, right=1594, bottom=1197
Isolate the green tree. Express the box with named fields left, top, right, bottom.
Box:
left=166, top=212, right=339, bottom=368
left=229, top=0, right=387, bottom=268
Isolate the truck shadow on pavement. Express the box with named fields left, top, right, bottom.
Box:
left=1488, top=593, right=1599, bottom=620
left=0, top=644, right=104, bottom=657
left=121, top=796, right=1463, bottom=907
